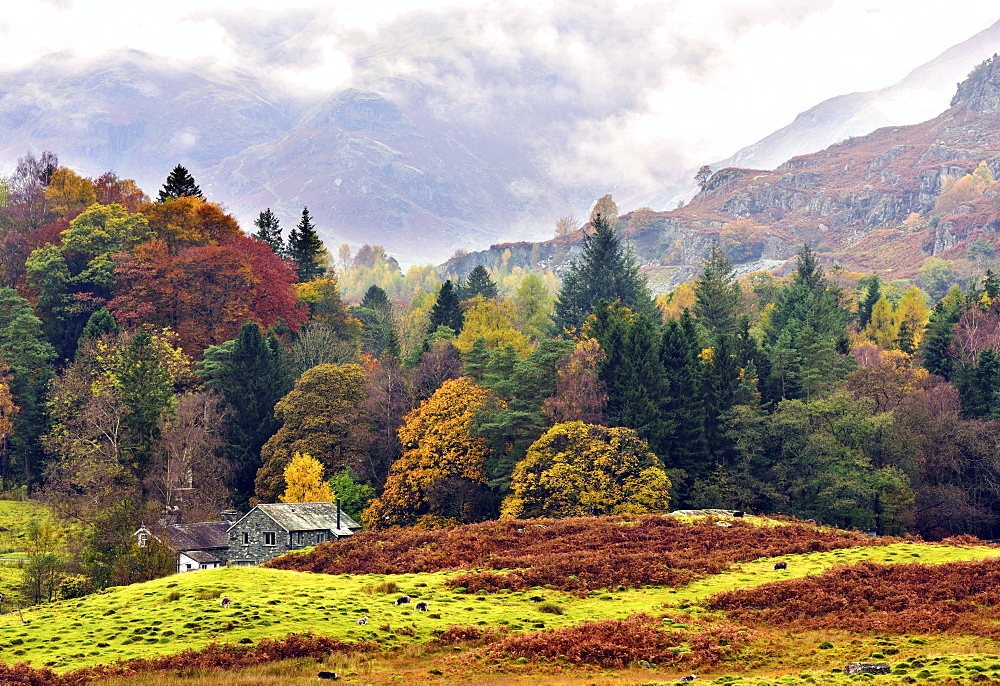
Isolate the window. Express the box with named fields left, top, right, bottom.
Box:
left=263, top=531, right=276, bottom=546
left=185, top=563, right=192, bottom=570
left=137, top=532, right=149, bottom=548
left=242, top=532, right=250, bottom=545
left=296, top=531, right=303, bottom=545
left=200, top=564, right=207, bottom=569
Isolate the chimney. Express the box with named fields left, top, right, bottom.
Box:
left=220, top=510, right=240, bottom=524
left=336, top=498, right=342, bottom=532
left=160, top=505, right=181, bottom=527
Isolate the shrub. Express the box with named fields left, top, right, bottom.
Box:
left=538, top=602, right=564, bottom=615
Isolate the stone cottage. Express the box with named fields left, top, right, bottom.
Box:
left=226, top=502, right=362, bottom=566
left=134, top=508, right=238, bottom=574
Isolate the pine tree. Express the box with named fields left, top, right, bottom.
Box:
left=919, top=288, right=963, bottom=379
left=286, top=207, right=326, bottom=282
left=462, top=265, right=498, bottom=299
left=858, top=274, right=882, bottom=329
left=693, top=243, right=742, bottom=339
left=253, top=208, right=284, bottom=256
left=660, top=311, right=709, bottom=476
left=554, top=213, right=655, bottom=332
left=157, top=164, right=202, bottom=202
left=429, top=280, right=464, bottom=333
left=203, top=323, right=293, bottom=505
left=79, top=309, right=120, bottom=346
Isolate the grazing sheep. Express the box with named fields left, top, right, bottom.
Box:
left=317, top=671, right=339, bottom=680
left=414, top=601, right=429, bottom=611
left=357, top=616, right=368, bottom=625
left=679, top=675, right=697, bottom=682
left=220, top=596, right=231, bottom=608
left=773, top=561, right=787, bottom=570
left=394, top=595, right=411, bottom=606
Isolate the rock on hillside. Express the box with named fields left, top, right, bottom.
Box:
left=443, top=56, right=1000, bottom=290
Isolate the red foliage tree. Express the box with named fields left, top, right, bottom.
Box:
left=109, top=235, right=306, bottom=356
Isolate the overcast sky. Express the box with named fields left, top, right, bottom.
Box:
left=2, top=1, right=999, bottom=189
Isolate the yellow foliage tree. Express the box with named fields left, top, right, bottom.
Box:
left=280, top=452, right=335, bottom=503
left=45, top=167, right=97, bottom=221
left=863, top=296, right=899, bottom=349
left=454, top=296, right=532, bottom=355
left=362, top=377, right=497, bottom=529
left=501, top=421, right=671, bottom=519
left=895, top=286, right=931, bottom=349
left=657, top=281, right=696, bottom=321
left=0, top=358, right=19, bottom=472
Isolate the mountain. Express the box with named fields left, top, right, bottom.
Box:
left=444, top=56, right=1000, bottom=292
left=638, top=19, right=1000, bottom=212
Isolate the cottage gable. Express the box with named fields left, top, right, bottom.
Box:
left=226, top=502, right=360, bottom=566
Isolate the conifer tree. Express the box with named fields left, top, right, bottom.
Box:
left=462, top=265, right=498, bottom=299
left=920, top=287, right=963, bottom=379
left=202, top=323, right=293, bottom=505
left=554, top=213, right=655, bottom=332
left=157, top=164, right=202, bottom=202
left=858, top=274, right=882, bottom=330
left=693, top=243, right=742, bottom=339
left=429, top=280, right=464, bottom=333
left=253, top=208, right=284, bottom=256
left=286, top=207, right=326, bottom=282
left=660, top=311, right=709, bottom=476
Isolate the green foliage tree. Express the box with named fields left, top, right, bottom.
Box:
left=693, top=243, right=742, bottom=338
left=328, top=467, right=376, bottom=521
left=429, top=279, right=464, bottom=333
left=253, top=208, right=284, bottom=255
left=554, top=213, right=655, bottom=332
left=501, top=421, right=671, bottom=519
left=286, top=207, right=326, bottom=282
left=157, top=164, right=202, bottom=202
left=462, top=265, right=498, bottom=299
left=255, top=363, right=367, bottom=502
left=200, top=323, right=293, bottom=505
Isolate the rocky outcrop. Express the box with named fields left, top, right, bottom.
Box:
left=951, top=55, right=1000, bottom=113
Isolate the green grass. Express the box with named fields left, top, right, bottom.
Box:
left=0, top=539, right=994, bottom=673
left=0, top=498, right=52, bottom=558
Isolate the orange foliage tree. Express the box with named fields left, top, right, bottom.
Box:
left=142, top=196, right=241, bottom=250
left=109, top=234, right=307, bottom=356
left=362, top=376, right=497, bottom=529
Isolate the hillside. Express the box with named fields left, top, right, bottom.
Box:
left=443, top=56, right=1000, bottom=290
left=2, top=513, right=999, bottom=685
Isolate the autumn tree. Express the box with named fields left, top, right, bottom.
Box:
left=286, top=207, right=326, bottom=282
left=501, top=421, right=671, bottom=519
left=0, top=358, right=19, bottom=485
left=157, top=164, right=202, bottom=202
left=542, top=337, right=608, bottom=425
left=589, top=194, right=619, bottom=227
left=142, top=196, right=240, bottom=249
left=8, top=150, right=58, bottom=230
left=280, top=452, right=335, bottom=503
left=255, top=364, right=367, bottom=502
left=93, top=172, right=147, bottom=212
left=512, top=273, right=554, bottom=341
left=44, top=167, right=96, bottom=221
left=357, top=355, right=410, bottom=486
left=694, top=165, right=713, bottom=190
left=455, top=297, right=531, bottom=355
left=362, top=377, right=496, bottom=529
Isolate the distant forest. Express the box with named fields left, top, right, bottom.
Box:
left=2, top=150, right=1000, bottom=597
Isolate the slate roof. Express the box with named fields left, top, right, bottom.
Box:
left=184, top=549, right=225, bottom=564
left=234, top=502, right=361, bottom=536
left=164, top=521, right=230, bottom=551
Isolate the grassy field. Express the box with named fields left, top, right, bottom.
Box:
left=0, top=498, right=52, bottom=558
left=0, top=513, right=998, bottom=684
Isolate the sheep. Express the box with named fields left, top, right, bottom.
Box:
left=414, top=601, right=429, bottom=612
left=679, top=675, right=698, bottom=682
left=317, top=671, right=339, bottom=680
left=357, top=616, right=368, bottom=625
left=394, top=595, right=411, bottom=606
left=773, top=561, right=787, bottom=570
left=220, top=596, right=231, bottom=608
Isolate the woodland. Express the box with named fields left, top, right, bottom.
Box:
left=1, top=148, right=1000, bottom=608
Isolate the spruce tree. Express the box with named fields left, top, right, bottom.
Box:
left=429, top=280, right=464, bottom=333
left=660, top=311, right=709, bottom=476
left=253, top=208, right=284, bottom=256
left=858, top=274, right=882, bottom=330
left=693, top=243, right=742, bottom=339
left=463, top=265, right=498, bottom=299
left=202, top=323, right=293, bottom=505
left=286, top=207, right=326, bottom=282
left=554, top=213, right=655, bottom=332
left=920, top=288, right=963, bottom=379
left=157, top=164, right=202, bottom=202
